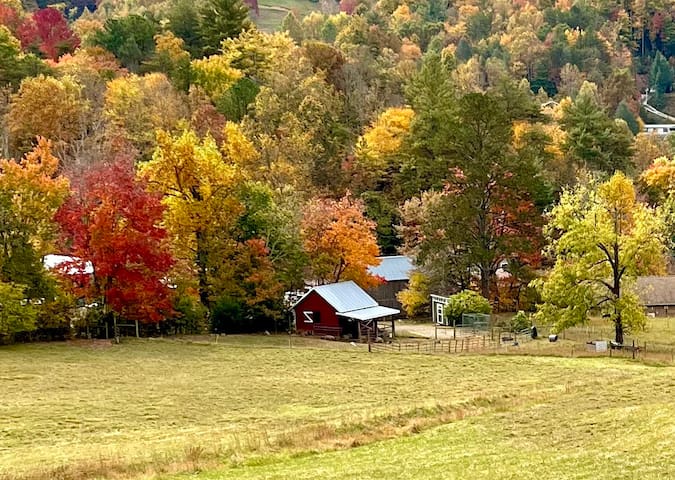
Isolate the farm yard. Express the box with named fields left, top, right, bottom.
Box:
left=3, top=333, right=675, bottom=480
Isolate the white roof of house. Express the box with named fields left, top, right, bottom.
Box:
left=43, top=254, right=94, bottom=275
left=294, top=281, right=400, bottom=319
left=368, top=256, right=413, bottom=281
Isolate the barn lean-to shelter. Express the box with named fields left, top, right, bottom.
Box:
left=291, top=281, right=399, bottom=340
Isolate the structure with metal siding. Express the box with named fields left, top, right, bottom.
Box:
left=367, top=256, right=414, bottom=312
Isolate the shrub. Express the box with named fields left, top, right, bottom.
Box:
left=443, top=290, right=490, bottom=326
left=510, top=310, right=530, bottom=332
left=210, top=296, right=244, bottom=334
left=397, top=271, right=430, bottom=317
left=162, top=294, right=208, bottom=335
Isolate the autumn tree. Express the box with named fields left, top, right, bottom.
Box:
left=147, top=32, right=192, bottom=92
left=399, top=93, right=548, bottom=301
left=0, top=138, right=69, bottom=341
left=140, top=129, right=244, bottom=308
left=242, top=52, right=348, bottom=193
left=55, top=156, right=174, bottom=323
left=7, top=74, right=89, bottom=159
left=397, top=270, right=429, bottom=317
left=641, top=156, right=675, bottom=203
left=17, top=7, right=79, bottom=60
left=633, top=133, right=672, bottom=173
left=103, top=73, right=188, bottom=159
left=208, top=238, right=284, bottom=332
left=301, top=193, right=381, bottom=288
left=0, top=3, right=20, bottom=34
left=0, top=138, right=69, bottom=296
left=534, top=173, right=667, bottom=344
left=353, top=107, right=414, bottom=192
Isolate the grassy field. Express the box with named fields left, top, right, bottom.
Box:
left=251, top=0, right=320, bottom=32
left=2, top=336, right=675, bottom=479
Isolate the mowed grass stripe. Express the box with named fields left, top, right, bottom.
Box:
left=0, top=338, right=672, bottom=479
left=167, top=370, right=675, bottom=479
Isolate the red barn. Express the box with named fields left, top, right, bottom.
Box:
left=291, top=281, right=399, bottom=341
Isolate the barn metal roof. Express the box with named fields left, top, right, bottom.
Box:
left=337, top=305, right=400, bottom=320
left=309, top=281, right=378, bottom=313
left=367, top=256, right=414, bottom=281
left=292, top=281, right=400, bottom=318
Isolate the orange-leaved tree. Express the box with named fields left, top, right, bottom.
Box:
left=301, top=193, right=382, bottom=288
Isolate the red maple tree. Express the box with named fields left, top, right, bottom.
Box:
left=55, top=156, right=175, bottom=323
left=17, top=8, right=80, bottom=61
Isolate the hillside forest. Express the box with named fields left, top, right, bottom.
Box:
left=2, top=0, right=675, bottom=343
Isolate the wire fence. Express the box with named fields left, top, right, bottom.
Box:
left=368, top=323, right=675, bottom=364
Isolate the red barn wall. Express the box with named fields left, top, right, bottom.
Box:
left=293, top=291, right=339, bottom=334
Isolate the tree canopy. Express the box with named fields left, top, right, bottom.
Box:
left=534, top=173, right=667, bottom=343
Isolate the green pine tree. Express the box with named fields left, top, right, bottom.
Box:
left=199, top=0, right=252, bottom=56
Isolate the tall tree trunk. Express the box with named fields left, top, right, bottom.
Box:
left=195, top=229, right=210, bottom=310
left=480, top=266, right=490, bottom=300
left=615, top=316, right=624, bottom=344
left=612, top=240, right=623, bottom=344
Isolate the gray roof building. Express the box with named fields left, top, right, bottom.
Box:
left=368, top=255, right=414, bottom=281
left=637, top=276, right=675, bottom=308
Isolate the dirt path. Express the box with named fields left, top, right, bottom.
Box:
left=395, top=322, right=459, bottom=339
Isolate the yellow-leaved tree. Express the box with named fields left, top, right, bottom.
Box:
left=354, top=107, right=414, bottom=191
left=104, top=73, right=188, bottom=159
left=0, top=137, right=70, bottom=257
left=534, top=173, right=667, bottom=343
left=140, top=129, right=248, bottom=308
left=7, top=75, right=89, bottom=161
left=0, top=138, right=70, bottom=337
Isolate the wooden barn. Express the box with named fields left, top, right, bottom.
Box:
left=291, top=281, right=399, bottom=340
left=638, top=276, right=675, bottom=316
left=367, top=255, right=414, bottom=312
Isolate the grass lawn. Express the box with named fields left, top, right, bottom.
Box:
left=2, top=337, right=675, bottom=479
